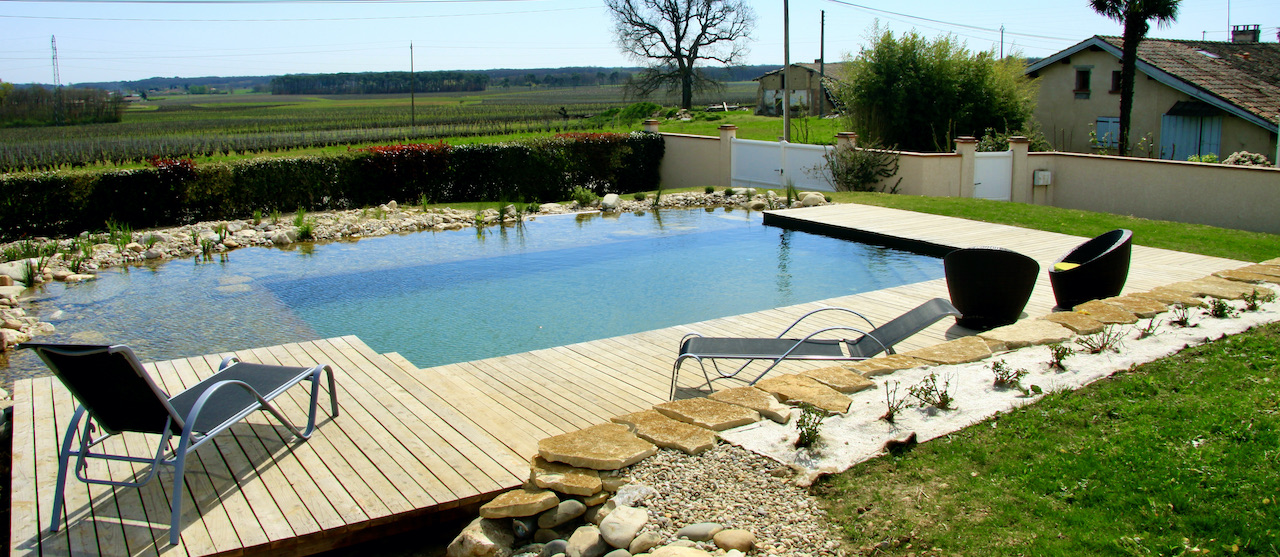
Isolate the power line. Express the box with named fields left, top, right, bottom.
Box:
left=2, top=0, right=537, bottom=3
left=822, top=0, right=1078, bottom=42
left=0, top=5, right=595, bottom=22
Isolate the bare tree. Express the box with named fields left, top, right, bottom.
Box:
left=605, top=0, right=755, bottom=110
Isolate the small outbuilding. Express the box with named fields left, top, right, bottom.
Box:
left=754, top=62, right=841, bottom=117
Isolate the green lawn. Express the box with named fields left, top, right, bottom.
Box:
left=817, top=321, right=1280, bottom=555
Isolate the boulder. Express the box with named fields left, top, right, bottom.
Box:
left=567, top=525, right=612, bottom=557
left=801, top=193, right=825, bottom=207
left=599, top=505, right=648, bottom=548
left=530, top=456, right=603, bottom=496
left=902, top=336, right=992, bottom=365
left=747, top=200, right=767, bottom=211
left=446, top=517, right=515, bottom=557
left=539, top=424, right=657, bottom=471
left=712, top=529, right=755, bottom=552
left=611, top=410, right=717, bottom=454
left=800, top=366, right=875, bottom=393
left=601, top=194, right=621, bottom=211
left=629, top=532, right=663, bottom=554
left=754, top=374, right=851, bottom=414
left=708, top=387, right=791, bottom=423
left=653, top=398, right=760, bottom=431
left=479, top=488, right=560, bottom=519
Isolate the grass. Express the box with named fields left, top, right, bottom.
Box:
left=816, top=322, right=1280, bottom=555
left=826, top=191, right=1280, bottom=263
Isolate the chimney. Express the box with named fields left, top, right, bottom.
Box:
left=1231, top=24, right=1260, bottom=43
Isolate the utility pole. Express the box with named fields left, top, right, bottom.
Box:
left=818, top=10, right=825, bottom=118
left=410, top=42, right=416, bottom=135
left=782, top=0, right=790, bottom=142
left=999, top=25, right=1005, bottom=58
left=51, top=35, right=63, bottom=125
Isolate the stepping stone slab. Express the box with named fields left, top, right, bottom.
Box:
left=480, top=487, right=559, bottom=519
left=1073, top=300, right=1138, bottom=324
left=538, top=499, right=587, bottom=529
left=1099, top=295, right=1168, bottom=318
left=902, top=336, right=992, bottom=365
left=611, top=410, right=717, bottom=455
left=599, top=505, right=649, bottom=549
left=653, top=398, right=761, bottom=431
left=1237, top=264, right=1280, bottom=279
left=1215, top=269, right=1280, bottom=284
left=583, top=491, right=609, bottom=506
left=530, top=456, right=603, bottom=496
left=1131, top=287, right=1206, bottom=308
left=754, top=374, right=852, bottom=414
left=800, top=365, right=875, bottom=393
left=539, top=424, right=658, bottom=471
left=846, top=354, right=930, bottom=377
left=708, top=387, right=791, bottom=423
left=676, top=522, right=724, bottom=541
left=1164, top=276, right=1273, bottom=300
left=567, top=525, right=612, bottom=557
left=1038, top=311, right=1105, bottom=335
left=978, top=320, right=1075, bottom=350
left=712, top=529, right=756, bottom=552
left=1261, top=257, right=1280, bottom=266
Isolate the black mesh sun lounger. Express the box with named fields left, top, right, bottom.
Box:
left=670, top=298, right=960, bottom=399
left=19, top=342, right=339, bottom=546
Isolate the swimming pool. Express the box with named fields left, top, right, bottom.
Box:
left=4, top=208, right=944, bottom=386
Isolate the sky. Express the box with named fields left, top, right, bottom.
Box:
left=0, top=0, right=1275, bottom=85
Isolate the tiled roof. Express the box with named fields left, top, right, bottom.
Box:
left=1099, top=36, right=1280, bottom=125
left=753, top=62, right=846, bottom=82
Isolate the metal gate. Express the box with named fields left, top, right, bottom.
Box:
left=973, top=151, right=1012, bottom=201
left=730, top=138, right=835, bottom=191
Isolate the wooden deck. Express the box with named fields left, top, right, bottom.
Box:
left=10, top=204, right=1248, bottom=557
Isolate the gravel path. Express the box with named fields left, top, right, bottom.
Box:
left=622, top=444, right=846, bottom=556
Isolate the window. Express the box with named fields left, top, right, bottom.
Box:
left=1074, top=67, right=1092, bottom=99
left=1095, top=117, right=1120, bottom=148
left=1110, top=70, right=1122, bottom=93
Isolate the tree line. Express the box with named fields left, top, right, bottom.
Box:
left=0, top=83, right=126, bottom=128
left=270, top=72, right=490, bottom=95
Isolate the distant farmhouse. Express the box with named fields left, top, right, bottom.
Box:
left=1026, top=26, right=1279, bottom=161
left=753, top=62, right=842, bottom=117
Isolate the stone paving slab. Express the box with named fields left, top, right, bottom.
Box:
left=612, top=410, right=718, bottom=455
left=1237, top=264, right=1280, bottom=278
left=707, top=387, right=792, bottom=423
left=800, top=366, right=875, bottom=393
left=1132, top=287, right=1207, bottom=308
left=479, top=487, right=560, bottom=519
left=1038, top=311, right=1106, bottom=334
left=530, top=456, right=603, bottom=496
left=977, top=320, right=1075, bottom=351
left=538, top=424, right=658, bottom=471
left=654, top=398, right=761, bottom=431
left=1099, top=295, right=1168, bottom=318
left=846, top=354, right=931, bottom=376
left=901, top=336, right=992, bottom=365
left=1163, top=276, right=1272, bottom=300
left=754, top=374, right=852, bottom=414
left=1073, top=300, right=1139, bottom=324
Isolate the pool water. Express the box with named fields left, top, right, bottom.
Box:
left=4, top=208, right=943, bottom=386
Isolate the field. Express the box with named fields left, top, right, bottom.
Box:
left=0, top=82, right=771, bottom=172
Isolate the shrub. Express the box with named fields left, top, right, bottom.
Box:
left=570, top=186, right=599, bottom=206
left=1186, top=153, right=1219, bottom=164
left=818, top=142, right=901, bottom=193
left=1223, top=151, right=1272, bottom=167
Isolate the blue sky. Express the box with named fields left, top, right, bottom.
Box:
left=0, top=0, right=1274, bottom=84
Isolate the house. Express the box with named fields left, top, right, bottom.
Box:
left=1025, top=28, right=1279, bottom=161
left=754, top=62, right=841, bottom=117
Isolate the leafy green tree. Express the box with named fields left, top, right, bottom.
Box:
left=605, top=0, right=755, bottom=110
left=1090, top=0, right=1180, bottom=156
left=835, top=26, right=1039, bottom=152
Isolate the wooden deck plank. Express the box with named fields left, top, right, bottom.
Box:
left=11, top=380, right=42, bottom=557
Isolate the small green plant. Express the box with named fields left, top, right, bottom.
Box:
left=270, top=209, right=282, bottom=225
left=704, top=185, right=715, bottom=194
left=68, top=254, right=87, bottom=274
left=784, top=181, right=799, bottom=206
left=297, top=219, right=315, bottom=241
left=1169, top=304, right=1196, bottom=327
left=633, top=192, right=646, bottom=201
left=909, top=372, right=955, bottom=410
left=419, top=194, right=432, bottom=210
left=106, top=219, right=133, bottom=251
left=199, top=237, right=217, bottom=258
left=1204, top=298, right=1238, bottom=319
left=374, top=207, right=387, bottom=220
left=1243, top=290, right=1276, bottom=311
left=794, top=402, right=824, bottom=449
left=880, top=381, right=906, bottom=423
left=570, top=186, right=599, bottom=207
left=990, top=360, right=1029, bottom=389
left=214, top=223, right=228, bottom=242
left=293, top=207, right=307, bottom=228
left=1136, top=318, right=1162, bottom=339
left=17, top=260, right=40, bottom=287
left=723, top=187, right=736, bottom=197
left=1077, top=325, right=1126, bottom=354
left=1186, top=153, right=1219, bottom=164
left=1048, top=342, right=1072, bottom=371
left=252, top=209, right=263, bottom=225
left=651, top=188, right=663, bottom=208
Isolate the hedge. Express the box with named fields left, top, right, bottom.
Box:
left=0, top=132, right=664, bottom=240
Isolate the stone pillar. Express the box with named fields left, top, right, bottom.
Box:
left=954, top=136, right=978, bottom=198
left=718, top=124, right=738, bottom=189
left=835, top=132, right=858, bottom=149
left=642, top=119, right=660, bottom=133
left=1008, top=136, right=1031, bottom=203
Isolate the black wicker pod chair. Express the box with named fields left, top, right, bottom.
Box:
left=944, top=247, right=1039, bottom=331
left=1049, top=229, right=1133, bottom=310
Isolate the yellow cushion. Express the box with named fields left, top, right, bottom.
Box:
left=1054, top=262, right=1081, bottom=272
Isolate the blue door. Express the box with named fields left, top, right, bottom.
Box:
left=1160, top=115, right=1222, bottom=160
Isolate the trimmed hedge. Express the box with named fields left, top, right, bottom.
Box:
left=0, top=132, right=663, bottom=240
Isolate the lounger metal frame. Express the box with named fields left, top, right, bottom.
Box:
left=21, top=343, right=339, bottom=546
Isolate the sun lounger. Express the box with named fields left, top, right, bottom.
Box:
left=19, top=342, right=339, bottom=545
left=670, top=298, right=960, bottom=399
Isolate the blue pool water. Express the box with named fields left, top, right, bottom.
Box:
left=4, top=208, right=943, bottom=385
